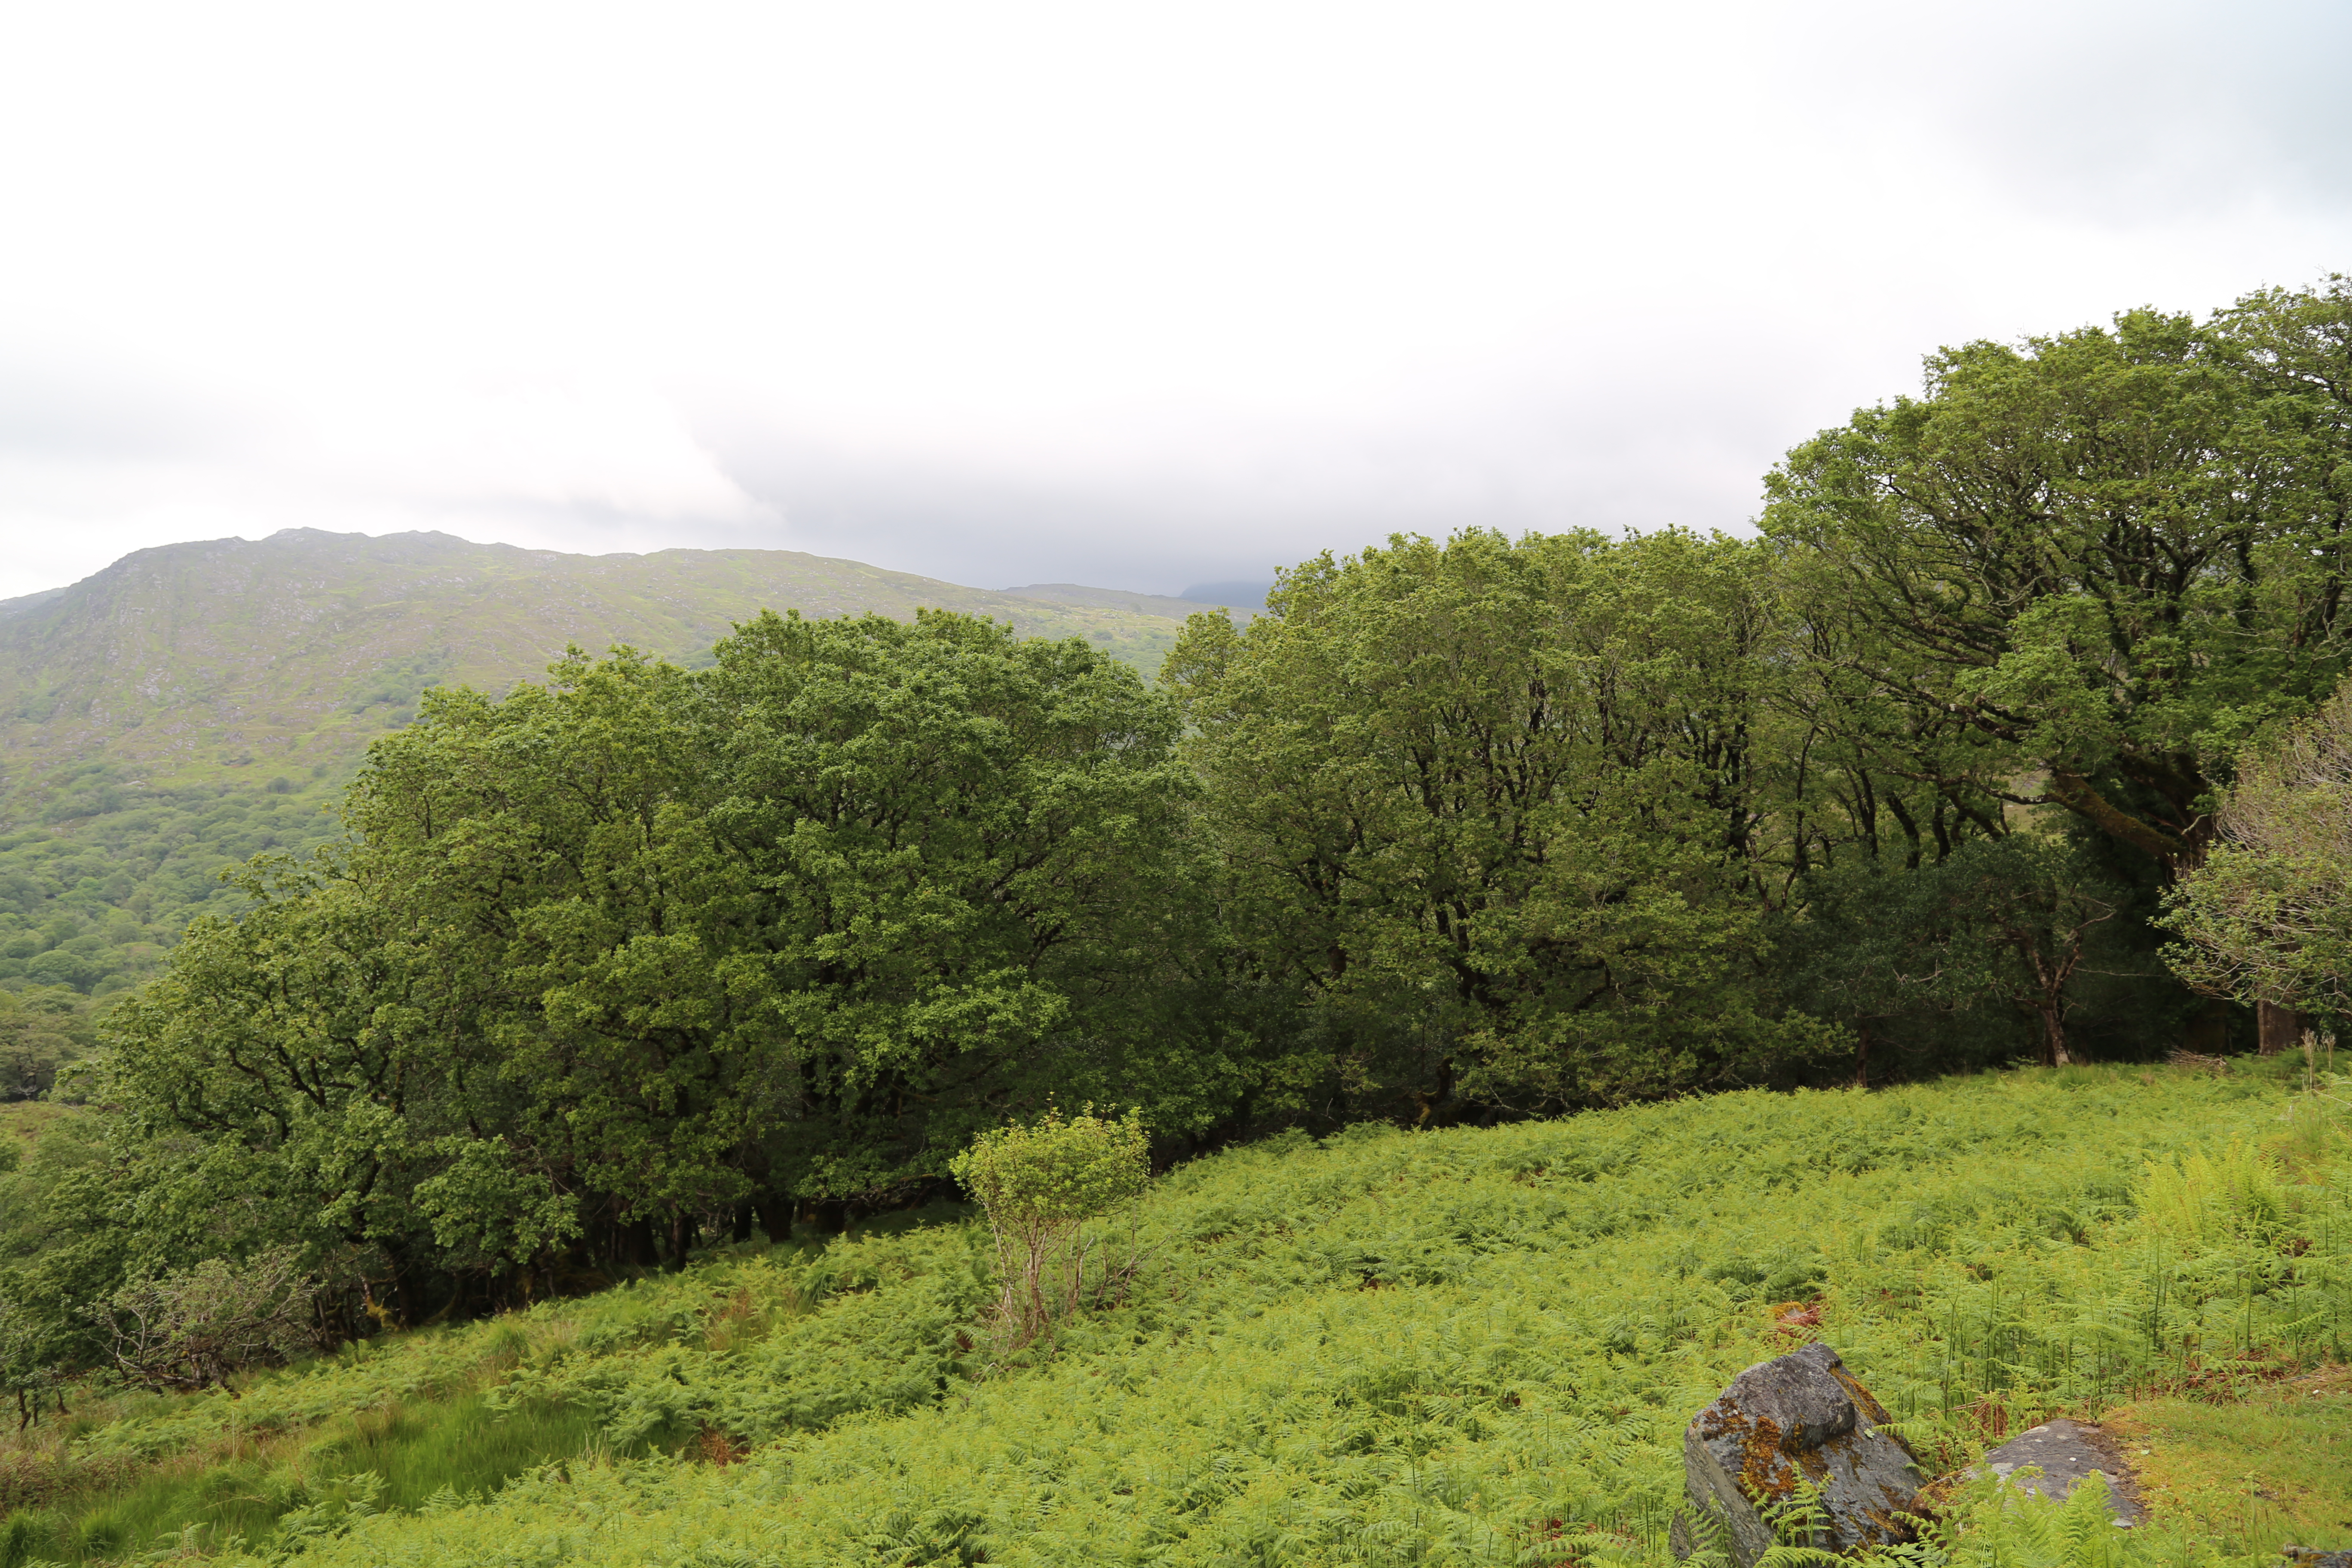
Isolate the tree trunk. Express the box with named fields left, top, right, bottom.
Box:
left=2258, top=999, right=2304, bottom=1057
left=2040, top=1006, right=2073, bottom=1068
left=382, top=1255, right=420, bottom=1330
left=1855, top=1020, right=1871, bottom=1088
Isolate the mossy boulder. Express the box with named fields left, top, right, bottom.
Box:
left=1670, top=1341, right=1922, bottom=1565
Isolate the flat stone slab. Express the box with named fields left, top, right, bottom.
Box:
left=2281, top=1551, right=2352, bottom=1568
left=1981, top=1419, right=2142, bottom=1524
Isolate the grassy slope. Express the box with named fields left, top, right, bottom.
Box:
left=0, top=530, right=1234, bottom=997
left=1, top=1061, right=2343, bottom=1565
left=2105, top=1362, right=2351, bottom=1553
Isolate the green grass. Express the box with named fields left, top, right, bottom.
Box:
left=2107, top=1362, right=2352, bottom=1557
left=21, top=1396, right=606, bottom=1565
left=1, top=1060, right=2343, bottom=1565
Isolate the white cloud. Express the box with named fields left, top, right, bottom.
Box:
left=1, top=0, right=2347, bottom=598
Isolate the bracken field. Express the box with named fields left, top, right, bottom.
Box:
left=0, top=1059, right=2342, bottom=1567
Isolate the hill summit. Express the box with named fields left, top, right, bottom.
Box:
left=0, top=529, right=1229, bottom=804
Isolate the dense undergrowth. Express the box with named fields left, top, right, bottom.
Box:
left=0, top=1059, right=2343, bottom=1566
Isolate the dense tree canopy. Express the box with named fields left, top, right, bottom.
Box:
left=101, top=611, right=1219, bottom=1299
left=1763, top=282, right=2352, bottom=866
left=1164, top=528, right=1829, bottom=1110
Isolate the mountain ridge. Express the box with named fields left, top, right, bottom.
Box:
left=0, top=528, right=1219, bottom=804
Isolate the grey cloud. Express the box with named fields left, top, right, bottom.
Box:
left=698, top=371, right=1795, bottom=597
left=1850, top=0, right=2352, bottom=223
left=0, top=346, right=242, bottom=461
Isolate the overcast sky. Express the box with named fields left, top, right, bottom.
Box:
left=2, top=1, right=2349, bottom=602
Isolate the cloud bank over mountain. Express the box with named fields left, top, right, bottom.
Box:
left=3, top=0, right=2349, bottom=599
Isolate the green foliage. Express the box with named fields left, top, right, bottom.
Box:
left=1166, top=527, right=1828, bottom=1112
left=1785, top=833, right=2157, bottom=1075
left=951, top=1107, right=1152, bottom=1228
left=0, top=1063, right=2331, bottom=1565
left=484, top=1226, right=989, bottom=1447
left=0, top=778, right=341, bottom=1000
left=1756, top=281, right=2352, bottom=1062
left=98, top=609, right=1223, bottom=1298
left=2164, top=682, right=2352, bottom=1014
left=15, top=277, right=2352, bottom=1563
left=0, top=1108, right=149, bottom=1407
left=1916, top=1471, right=2171, bottom=1566
left=951, top=1106, right=1150, bottom=1344
left=0, top=533, right=1225, bottom=995
left=2132, top=1142, right=2290, bottom=1250
left=1764, top=280, right=2352, bottom=869
left=0, top=992, right=102, bottom=1102
left=92, top=1247, right=318, bottom=1392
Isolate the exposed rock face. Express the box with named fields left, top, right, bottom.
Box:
left=1670, top=1342, right=1922, bottom=1565
left=1980, top=1419, right=2141, bottom=1523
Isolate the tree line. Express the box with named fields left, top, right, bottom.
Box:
left=2, top=275, right=2348, bottom=1395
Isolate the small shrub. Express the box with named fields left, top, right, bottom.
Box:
left=950, top=1107, right=1149, bottom=1348
left=89, top=1247, right=316, bottom=1392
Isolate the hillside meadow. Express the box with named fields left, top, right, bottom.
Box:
left=0, top=1058, right=2339, bottom=1566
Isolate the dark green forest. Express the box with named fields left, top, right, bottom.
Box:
left=3, top=275, right=2351, bottom=1443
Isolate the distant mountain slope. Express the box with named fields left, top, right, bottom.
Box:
left=0, top=529, right=1198, bottom=804
left=1001, top=582, right=1260, bottom=619
left=0, top=529, right=1214, bottom=996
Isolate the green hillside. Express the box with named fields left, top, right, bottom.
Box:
left=0, top=530, right=1225, bottom=1000
left=0, top=1060, right=2340, bottom=1564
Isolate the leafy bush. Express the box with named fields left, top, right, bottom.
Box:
left=950, top=1106, right=1149, bottom=1345
left=2165, top=682, right=2352, bottom=1017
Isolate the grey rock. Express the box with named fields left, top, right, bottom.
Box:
left=1670, top=1342, right=1922, bottom=1566
left=2281, top=1551, right=2352, bottom=1568
left=1981, top=1419, right=2141, bottom=1524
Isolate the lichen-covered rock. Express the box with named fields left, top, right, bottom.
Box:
left=1669, top=1342, right=1922, bottom=1565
